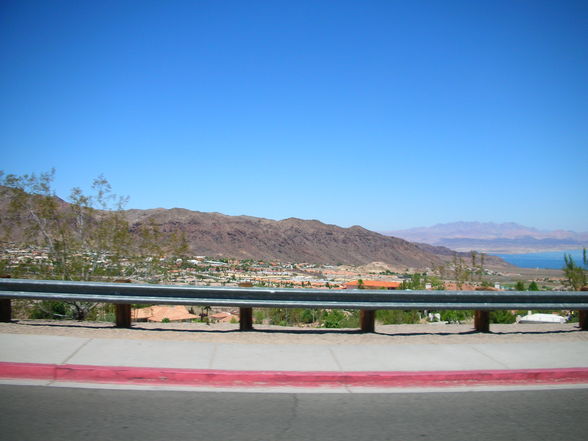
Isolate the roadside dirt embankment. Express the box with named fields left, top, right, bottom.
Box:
left=1, top=320, right=586, bottom=345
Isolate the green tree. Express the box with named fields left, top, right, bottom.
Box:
left=470, top=251, right=478, bottom=281
left=563, top=253, right=586, bottom=291
left=401, top=273, right=421, bottom=290
left=514, top=281, right=526, bottom=291
left=479, top=253, right=486, bottom=281
left=0, top=170, right=131, bottom=319
left=1, top=171, right=130, bottom=280
left=67, top=175, right=131, bottom=280
left=528, top=281, right=539, bottom=291
left=1, top=169, right=70, bottom=278
left=452, top=254, right=469, bottom=289
left=200, top=305, right=212, bottom=324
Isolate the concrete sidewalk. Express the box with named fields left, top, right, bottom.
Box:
left=3, top=333, right=588, bottom=372
left=1, top=332, right=588, bottom=389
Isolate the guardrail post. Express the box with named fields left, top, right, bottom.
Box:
left=580, top=287, right=588, bottom=331
left=0, top=275, right=11, bottom=322
left=474, top=310, right=490, bottom=333
left=579, top=311, right=588, bottom=331
left=0, top=299, right=11, bottom=322
left=115, top=304, right=132, bottom=328
left=240, top=307, right=253, bottom=331
left=113, top=279, right=132, bottom=328
left=360, top=310, right=376, bottom=333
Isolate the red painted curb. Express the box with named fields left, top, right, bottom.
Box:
left=0, top=362, right=56, bottom=381
left=1, top=362, right=588, bottom=388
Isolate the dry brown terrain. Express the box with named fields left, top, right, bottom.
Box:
left=125, top=209, right=460, bottom=268
left=0, top=186, right=510, bottom=269
left=1, top=320, right=586, bottom=345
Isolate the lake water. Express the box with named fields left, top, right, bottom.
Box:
left=491, top=249, right=586, bottom=269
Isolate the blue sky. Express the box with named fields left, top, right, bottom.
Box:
left=1, top=0, right=587, bottom=232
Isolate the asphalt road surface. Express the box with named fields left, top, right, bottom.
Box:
left=1, top=385, right=587, bottom=441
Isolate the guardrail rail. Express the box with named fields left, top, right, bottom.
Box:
left=1, top=278, right=587, bottom=332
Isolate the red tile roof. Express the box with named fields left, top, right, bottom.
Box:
left=344, top=280, right=401, bottom=289
left=132, top=305, right=199, bottom=322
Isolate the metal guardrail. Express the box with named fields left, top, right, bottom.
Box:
left=0, top=278, right=587, bottom=332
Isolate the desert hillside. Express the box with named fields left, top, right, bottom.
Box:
left=0, top=187, right=509, bottom=269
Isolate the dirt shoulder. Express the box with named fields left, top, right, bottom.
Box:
left=1, top=320, right=587, bottom=346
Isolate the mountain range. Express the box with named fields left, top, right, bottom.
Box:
left=384, top=222, right=588, bottom=253
left=124, top=208, right=505, bottom=269
left=0, top=187, right=510, bottom=270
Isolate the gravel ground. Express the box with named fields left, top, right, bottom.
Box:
left=1, top=320, right=587, bottom=345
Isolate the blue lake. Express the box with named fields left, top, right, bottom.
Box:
left=491, top=249, right=586, bottom=269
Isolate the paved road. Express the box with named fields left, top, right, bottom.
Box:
left=1, top=385, right=587, bottom=441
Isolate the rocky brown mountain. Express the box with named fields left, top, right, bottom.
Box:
left=0, top=186, right=510, bottom=269
left=124, top=208, right=510, bottom=269
left=125, top=208, right=447, bottom=268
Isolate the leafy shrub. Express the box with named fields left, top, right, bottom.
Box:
left=321, top=310, right=359, bottom=328
left=377, top=310, right=421, bottom=324
left=254, top=310, right=265, bottom=324
left=322, top=310, right=346, bottom=328
left=30, top=300, right=68, bottom=319
left=490, top=310, right=516, bottom=324
left=300, top=309, right=319, bottom=324
left=440, top=310, right=474, bottom=323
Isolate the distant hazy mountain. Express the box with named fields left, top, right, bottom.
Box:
left=384, top=222, right=588, bottom=253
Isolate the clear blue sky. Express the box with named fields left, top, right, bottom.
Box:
left=1, top=0, right=587, bottom=232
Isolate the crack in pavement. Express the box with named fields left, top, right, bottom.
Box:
left=328, top=347, right=344, bottom=372
left=207, top=344, right=218, bottom=370
left=60, top=338, right=93, bottom=365
left=469, top=344, right=510, bottom=369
